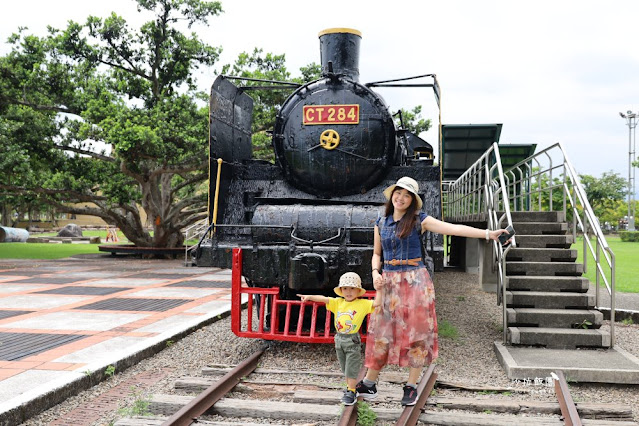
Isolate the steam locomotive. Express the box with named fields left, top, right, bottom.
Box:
left=193, top=28, right=443, bottom=312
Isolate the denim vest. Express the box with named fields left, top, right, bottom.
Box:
left=376, top=212, right=427, bottom=271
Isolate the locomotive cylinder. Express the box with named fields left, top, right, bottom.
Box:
left=319, top=28, right=362, bottom=81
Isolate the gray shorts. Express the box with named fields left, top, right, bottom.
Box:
left=334, top=333, right=362, bottom=379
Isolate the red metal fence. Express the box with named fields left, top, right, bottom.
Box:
left=231, top=248, right=374, bottom=344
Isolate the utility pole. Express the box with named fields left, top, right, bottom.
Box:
left=619, top=110, right=637, bottom=231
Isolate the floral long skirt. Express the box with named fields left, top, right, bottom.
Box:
left=364, top=267, right=438, bottom=369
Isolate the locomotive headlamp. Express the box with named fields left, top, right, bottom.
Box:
left=319, top=129, right=340, bottom=150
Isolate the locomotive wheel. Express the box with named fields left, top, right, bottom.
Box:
left=254, top=294, right=272, bottom=331
left=246, top=278, right=272, bottom=331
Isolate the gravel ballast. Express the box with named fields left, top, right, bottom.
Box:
left=20, top=270, right=639, bottom=425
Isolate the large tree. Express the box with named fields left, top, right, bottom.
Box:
left=579, top=171, right=627, bottom=221
left=0, top=0, right=222, bottom=247
left=394, top=105, right=432, bottom=135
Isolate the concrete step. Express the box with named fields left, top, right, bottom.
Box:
left=506, top=308, right=603, bottom=328
left=513, top=234, right=574, bottom=248
left=506, top=248, right=577, bottom=262
left=511, top=222, right=568, bottom=236
left=506, top=261, right=583, bottom=276
left=500, top=211, right=566, bottom=223
left=506, top=291, right=594, bottom=309
left=507, top=276, right=590, bottom=292
left=508, top=327, right=611, bottom=349
left=494, top=342, right=639, bottom=384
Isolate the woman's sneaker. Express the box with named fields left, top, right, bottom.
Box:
left=341, top=389, right=356, bottom=405
left=355, top=380, right=378, bottom=400
left=401, top=384, right=418, bottom=406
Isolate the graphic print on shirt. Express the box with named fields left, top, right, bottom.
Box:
left=336, top=309, right=358, bottom=333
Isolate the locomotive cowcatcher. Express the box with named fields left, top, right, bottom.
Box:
left=193, top=28, right=444, bottom=343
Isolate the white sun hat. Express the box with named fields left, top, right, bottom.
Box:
left=334, top=272, right=366, bottom=297
left=383, top=176, right=423, bottom=209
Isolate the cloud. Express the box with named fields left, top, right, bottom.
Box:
left=2, top=0, right=639, bottom=180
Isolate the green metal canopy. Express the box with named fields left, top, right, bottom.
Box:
left=497, top=143, right=538, bottom=171
left=441, top=124, right=503, bottom=181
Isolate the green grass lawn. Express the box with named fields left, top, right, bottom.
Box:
left=36, top=230, right=126, bottom=239
left=0, top=229, right=126, bottom=259
left=575, top=235, right=639, bottom=293
left=0, top=242, right=104, bottom=259
left=0, top=229, right=199, bottom=260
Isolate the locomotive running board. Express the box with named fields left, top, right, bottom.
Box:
left=231, top=247, right=373, bottom=344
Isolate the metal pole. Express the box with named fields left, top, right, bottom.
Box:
left=620, top=111, right=637, bottom=231
left=628, top=120, right=635, bottom=231
left=633, top=116, right=637, bottom=228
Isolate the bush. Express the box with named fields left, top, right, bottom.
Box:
left=619, top=231, right=639, bottom=242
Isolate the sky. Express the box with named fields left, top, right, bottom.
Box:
left=2, top=0, right=639, bottom=186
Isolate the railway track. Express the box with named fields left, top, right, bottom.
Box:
left=112, top=348, right=637, bottom=426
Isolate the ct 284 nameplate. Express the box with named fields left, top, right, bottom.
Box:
left=303, top=104, right=359, bottom=125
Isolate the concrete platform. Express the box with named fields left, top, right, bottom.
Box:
left=0, top=255, right=239, bottom=425
left=494, top=341, right=639, bottom=384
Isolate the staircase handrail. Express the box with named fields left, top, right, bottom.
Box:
left=486, top=145, right=517, bottom=343
left=445, top=142, right=516, bottom=228
left=444, top=142, right=516, bottom=342
left=502, top=142, right=616, bottom=346
left=184, top=218, right=210, bottom=266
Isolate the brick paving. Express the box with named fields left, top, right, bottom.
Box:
left=0, top=255, right=233, bottom=424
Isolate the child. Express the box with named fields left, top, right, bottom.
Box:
left=298, top=272, right=380, bottom=405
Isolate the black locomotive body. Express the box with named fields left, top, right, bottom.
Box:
left=194, top=28, right=443, bottom=299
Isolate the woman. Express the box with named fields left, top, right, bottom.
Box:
left=356, top=176, right=508, bottom=406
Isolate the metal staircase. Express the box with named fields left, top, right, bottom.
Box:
left=502, top=142, right=616, bottom=350
left=444, top=142, right=616, bottom=350
left=505, top=210, right=609, bottom=349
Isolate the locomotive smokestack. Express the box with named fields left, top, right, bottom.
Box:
left=318, top=28, right=361, bottom=82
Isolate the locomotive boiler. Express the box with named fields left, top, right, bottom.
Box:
left=193, top=28, right=443, bottom=310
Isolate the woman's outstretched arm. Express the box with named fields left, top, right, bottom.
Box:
left=421, top=216, right=507, bottom=241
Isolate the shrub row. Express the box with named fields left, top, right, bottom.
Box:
left=619, top=231, right=639, bottom=242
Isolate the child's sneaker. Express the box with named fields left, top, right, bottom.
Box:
left=341, top=389, right=356, bottom=405
left=355, top=380, right=378, bottom=400
left=401, top=384, right=418, bottom=406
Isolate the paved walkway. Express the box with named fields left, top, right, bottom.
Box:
left=587, top=285, right=639, bottom=311
left=0, top=255, right=233, bottom=425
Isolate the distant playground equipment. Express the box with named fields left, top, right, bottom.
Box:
left=105, top=226, right=119, bottom=242
left=0, top=226, right=29, bottom=243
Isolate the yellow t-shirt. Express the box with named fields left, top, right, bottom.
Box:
left=326, top=297, right=375, bottom=334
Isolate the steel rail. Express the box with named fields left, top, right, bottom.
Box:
left=553, top=371, right=582, bottom=426
left=162, top=347, right=266, bottom=426
left=337, top=366, right=368, bottom=426
left=395, top=364, right=437, bottom=426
